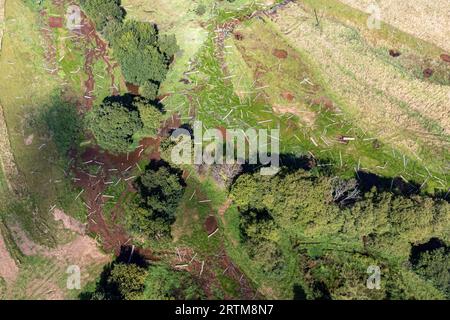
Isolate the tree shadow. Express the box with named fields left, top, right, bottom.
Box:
left=292, top=284, right=307, bottom=300
left=409, top=237, right=448, bottom=266
left=355, top=171, right=421, bottom=196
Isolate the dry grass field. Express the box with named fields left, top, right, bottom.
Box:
left=265, top=1, right=449, bottom=186
left=340, top=0, right=450, bottom=52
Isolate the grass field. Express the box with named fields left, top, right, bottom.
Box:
left=151, top=0, right=449, bottom=191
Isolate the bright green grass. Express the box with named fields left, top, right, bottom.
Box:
left=176, top=14, right=447, bottom=190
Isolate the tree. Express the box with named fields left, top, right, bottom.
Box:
left=125, top=163, right=185, bottom=239
left=140, top=81, right=159, bottom=101
left=135, top=98, right=163, bottom=136
left=87, top=97, right=163, bottom=153
left=124, top=201, right=171, bottom=240
left=107, top=20, right=178, bottom=86
left=138, top=164, right=185, bottom=221
left=413, top=247, right=450, bottom=297
left=108, top=263, right=148, bottom=300
left=87, top=99, right=143, bottom=154
left=143, top=265, right=204, bottom=300
left=79, top=0, right=125, bottom=31
left=84, top=262, right=148, bottom=300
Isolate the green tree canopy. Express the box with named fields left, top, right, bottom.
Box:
left=413, top=247, right=450, bottom=297
left=87, top=99, right=143, bottom=154
left=138, top=165, right=185, bottom=219
left=79, top=0, right=125, bottom=31
left=125, top=163, right=185, bottom=239
left=107, top=20, right=178, bottom=86
left=143, top=265, right=204, bottom=300
left=87, top=97, right=163, bottom=154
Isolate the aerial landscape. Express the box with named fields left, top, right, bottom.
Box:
left=0, top=0, right=448, bottom=302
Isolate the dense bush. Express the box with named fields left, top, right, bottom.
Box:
left=143, top=265, right=204, bottom=300
left=85, top=262, right=148, bottom=300
left=86, top=99, right=143, bottom=154
left=134, top=98, right=163, bottom=136
left=83, top=261, right=203, bottom=300
left=140, top=81, right=159, bottom=101
left=229, top=168, right=450, bottom=298
left=413, top=247, right=450, bottom=297
left=79, top=0, right=125, bottom=31
left=107, top=20, right=178, bottom=86
left=86, top=97, right=162, bottom=153
left=231, top=169, right=449, bottom=255
left=125, top=163, right=185, bottom=239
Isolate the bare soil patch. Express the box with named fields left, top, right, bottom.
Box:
left=281, top=91, right=295, bottom=101
left=389, top=49, right=401, bottom=57
left=423, top=68, right=434, bottom=78
left=440, top=54, right=450, bottom=63
left=48, top=16, right=63, bottom=28
left=126, top=82, right=140, bottom=95
left=0, top=230, right=19, bottom=285
left=53, top=208, right=86, bottom=235
left=311, top=96, right=335, bottom=110
left=272, top=48, right=288, bottom=59
left=204, top=215, right=218, bottom=235
left=233, top=32, right=244, bottom=41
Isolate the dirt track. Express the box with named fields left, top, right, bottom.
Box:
left=0, top=229, right=19, bottom=285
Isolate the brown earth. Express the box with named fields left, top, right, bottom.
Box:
left=281, top=91, right=295, bottom=101
left=0, top=230, right=19, bottom=285
left=126, top=82, right=140, bottom=95
left=311, top=96, right=334, bottom=110
left=204, top=215, right=218, bottom=235
left=272, top=48, right=288, bottom=59
left=389, top=49, right=401, bottom=57
left=441, top=54, right=450, bottom=63
left=423, top=68, right=434, bottom=78
left=70, top=9, right=119, bottom=109
left=70, top=114, right=180, bottom=256
left=48, top=16, right=63, bottom=28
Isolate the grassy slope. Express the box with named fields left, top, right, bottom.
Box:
left=0, top=0, right=116, bottom=299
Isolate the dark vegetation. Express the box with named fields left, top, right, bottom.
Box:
left=80, top=0, right=178, bottom=98
left=410, top=238, right=450, bottom=297
left=229, top=166, right=450, bottom=299
left=125, top=161, right=186, bottom=240
left=80, top=251, right=203, bottom=300
left=43, top=96, right=82, bottom=154
left=79, top=0, right=125, bottom=31
left=86, top=96, right=163, bottom=153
